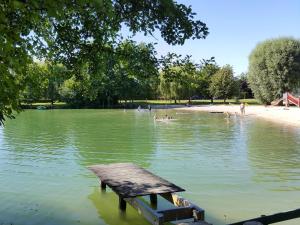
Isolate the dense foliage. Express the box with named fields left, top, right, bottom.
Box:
left=238, top=72, right=253, bottom=99
left=159, top=55, right=223, bottom=103
left=0, top=0, right=208, bottom=124
left=23, top=63, right=69, bottom=105
left=160, top=53, right=196, bottom=103
left=248, top=38, right=300, bottom=104
left=59, top=41, right=159, bottom=106
left=21, top=55, right=248, bottom=106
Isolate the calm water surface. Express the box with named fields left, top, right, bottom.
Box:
left=0, top=109, right=299, bottom=225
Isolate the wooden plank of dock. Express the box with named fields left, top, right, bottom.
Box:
left=88, top=163, right=185, bottom=198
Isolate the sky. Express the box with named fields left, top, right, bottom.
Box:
left=125, top=0, right=300, bottom=75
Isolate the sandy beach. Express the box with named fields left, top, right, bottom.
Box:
left=178, top=104, right=300, bottom=127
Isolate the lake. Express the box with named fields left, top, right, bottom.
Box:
left=0, top=109, right=299, bottom=225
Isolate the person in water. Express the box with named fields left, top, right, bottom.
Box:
left=240, top=102, right=245, bottom=115
left=148, top=105, right=152, bottom=111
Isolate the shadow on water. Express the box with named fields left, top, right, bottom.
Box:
left=88, top=186, right=225, bottom=225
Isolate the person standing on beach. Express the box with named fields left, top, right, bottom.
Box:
left=240, top=102, right=245, bottom=115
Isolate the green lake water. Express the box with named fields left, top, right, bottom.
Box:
left=0, top=109, right=299, bottom=225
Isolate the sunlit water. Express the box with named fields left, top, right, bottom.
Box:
left=0, top=109, right=299, bottom=225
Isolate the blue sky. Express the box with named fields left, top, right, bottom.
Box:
left=126, top=0, right=300, bottom=75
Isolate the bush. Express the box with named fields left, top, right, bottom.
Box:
left=248, top=38, right=300, bottom=104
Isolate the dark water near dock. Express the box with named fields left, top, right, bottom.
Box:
left=0, top=109, right=299, bottom=225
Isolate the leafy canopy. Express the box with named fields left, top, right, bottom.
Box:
left=0, top=0, right=209, bottom=125
left=59, top=40, right=159, bottom=105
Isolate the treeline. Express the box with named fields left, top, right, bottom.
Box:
left=22, top=41, right=253, bottom=107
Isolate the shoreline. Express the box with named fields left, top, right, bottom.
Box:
left=177, top=105, right=300, bottom=127
left=21, top=103, right=300, bottom=128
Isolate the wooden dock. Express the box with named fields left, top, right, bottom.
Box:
left=88, top=163, right=300, bottom=225
left=88, top=163, right=210, bottom=225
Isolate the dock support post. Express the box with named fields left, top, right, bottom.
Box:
left=150, top=194, right=157, bottom=206
left=99, top=180, right=107, bottom=190
left=119, top=196, right=127, bottom=211
left=101, top=182, right=106, bottom=190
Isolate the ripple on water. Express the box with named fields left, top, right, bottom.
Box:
left=0, top=109, right=300, bottom=225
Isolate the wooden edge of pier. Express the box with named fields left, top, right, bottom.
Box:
left=88, top=163, right=211, bottom=225
left=124, top=192, right=209, bottom=225
left=228, top=208, right=300, bottom=225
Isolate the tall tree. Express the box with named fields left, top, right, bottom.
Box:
left=180, top=55, right=199, bottom=103
left=22, top=63, right=48, bottom=103
left=0, top=0, right=209, bottom=125
left=248, top=38, right=300, bottom=104
left=209, top=65, right=236, bottom=102
left=115, top=41, right=159, bottom=102
left=196, top=58, right=219, bottom=103
left=160, top=53, right=183, bottom=103
left=160, top=53, right=197, bottom=103
left=45, top=63, right=69, bottom=106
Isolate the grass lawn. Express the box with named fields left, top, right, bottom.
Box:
left=22, top=98, right=260, bottom=109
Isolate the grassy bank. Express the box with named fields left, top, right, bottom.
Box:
left=21, top=99, right=259, bottom=110
left=129, top=98, right=259, bottom=106
left=21, top=102, right=68, bottom=109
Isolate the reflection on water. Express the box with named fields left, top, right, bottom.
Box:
left=89, top=187, right=150, bottom=225
left=247, top=121, right=300, bottom=191
left=0, top=109, right=300, bottom=225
